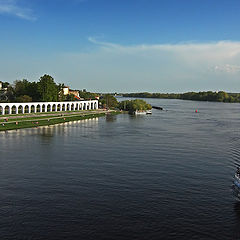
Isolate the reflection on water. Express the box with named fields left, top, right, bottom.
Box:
left=0, top=117, right=99, bottom=138
left=106, top=113, right=117, bottom=122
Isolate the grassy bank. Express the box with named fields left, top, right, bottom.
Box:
left=0, top=111, right=120, bottom=132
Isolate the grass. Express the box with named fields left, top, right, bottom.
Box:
left=0, top=112, right=108, bottom=131
left=0, top=109, right=94, bottom=118
left=0, top=111, right=98, bottom=123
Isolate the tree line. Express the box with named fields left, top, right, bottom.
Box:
left=0, top=74, right=98, bottom=103
left=122, top=91, right=240, bottom=103
left=0, top=75, right=62, bottom=102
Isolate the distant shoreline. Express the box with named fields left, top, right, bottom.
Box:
left=122, top=91, right=240, bottom=103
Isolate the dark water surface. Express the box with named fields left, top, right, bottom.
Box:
left=1, top=98, right=240, bottom=240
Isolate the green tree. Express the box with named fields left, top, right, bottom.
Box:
left=14, top=79, right=40, bottom=102
left=14, top=79, right=29, bottom=97
left=37, top=74, right=58, bottom=102
left=79, top=90, right=97, bottom=100
left=216, top=91, right=228, bottom=102
left=16, top=95, right=32, bottom=102
left=100, top=94, right=118, bottom=109
left=66, top=94, right=75, bottom=101
left=5, top=86, right=15, bottom=102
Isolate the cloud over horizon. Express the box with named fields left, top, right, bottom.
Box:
left=1, top=38, right=240, bottom=92
left=62, top=38, right=240, bottom=92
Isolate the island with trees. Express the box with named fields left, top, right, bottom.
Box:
left=118, top=99, right=152, bottom=114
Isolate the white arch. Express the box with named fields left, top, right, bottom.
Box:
left=47, top=104, right=51, bottom=112
left=42, top=104, right=47, bottom=112
left=75, top=103, right=79, bottom=111
left=24, top=105, right=29, bottom=114
left=52, top=104, right=56, bottom=112
left=11, top=105, right=17, bottom=114
left=30, top=105, right=35, bottom=113
left=62, top=104, right=66, bottom=111
left=57, top=103, right=61, bottom=111
left=0, top=100, right=98, bottom=115
left=18, top=105, right=23, bottom=114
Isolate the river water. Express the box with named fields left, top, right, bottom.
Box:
left=0, top=98, right=240, bottom=240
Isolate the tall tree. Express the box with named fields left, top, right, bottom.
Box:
left=100, top=94, right=118, bottom=108
left=37, top=74, right=58, bottom=102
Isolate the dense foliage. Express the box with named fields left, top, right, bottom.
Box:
left=38, top=75, right=59, bottom=102
left=14, top=79, right=40, bottom=101
left=99, top=94, right=119, bottom=109
left=0, top=75, right=59, bottom=103
left=0, top=75, right=98, bottom=103
left=119, top=99, right=152, bottom=113
left=122, top=91, right=240, bottom=103
left=79, top=90, right=98, bottom=100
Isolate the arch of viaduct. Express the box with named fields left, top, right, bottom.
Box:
left=0, top=100, right=98, bottom=115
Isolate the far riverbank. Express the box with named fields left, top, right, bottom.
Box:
left=122, top=91, right=240, bottom=103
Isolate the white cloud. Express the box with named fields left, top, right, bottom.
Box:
left=1, top=38, right=240, bottom=92
left=0, top=0, right=36, bottom=20
left=88, top=37, right=240, bottom=58
left=213, top=64, right=240, bottom=73
left=62, top=38, right=240, bottom=91
left=87, top=37, right=240, bottom=75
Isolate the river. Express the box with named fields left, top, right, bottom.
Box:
left=0, top=98, right=240, bottom=239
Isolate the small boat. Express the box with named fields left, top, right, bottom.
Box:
left=146, top=110, right=152, bottom=114
left=134, top=109, right=152, bottom=115
left=134, top=110, right=147, bottom=115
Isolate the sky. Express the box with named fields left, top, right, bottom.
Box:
left=0, top=0, right=240, bottom=93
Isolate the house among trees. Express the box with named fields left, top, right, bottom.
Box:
left=62, top=86, right=80, bottom=98
left=0, top=81, right=8, bottom=92
left=62, top=86, right=70, bottom=95
left=69, top=90, right=80, bottom=98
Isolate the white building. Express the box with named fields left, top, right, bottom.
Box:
left=0, top=100, right=98, bottom=115
left=63, top=86, right=69, bottom=95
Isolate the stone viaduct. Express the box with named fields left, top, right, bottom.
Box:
left=0, top=100, right=98, bottom=115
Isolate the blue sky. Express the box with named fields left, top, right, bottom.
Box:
left=0, top=0, right=240, bottom=92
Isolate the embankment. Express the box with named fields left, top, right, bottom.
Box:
left=0, top=110, right=120, bottom=131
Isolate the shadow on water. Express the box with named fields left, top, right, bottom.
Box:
left=39, top=126, right=55, bottom=138
left=106, top=114, right=117, bottom=122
